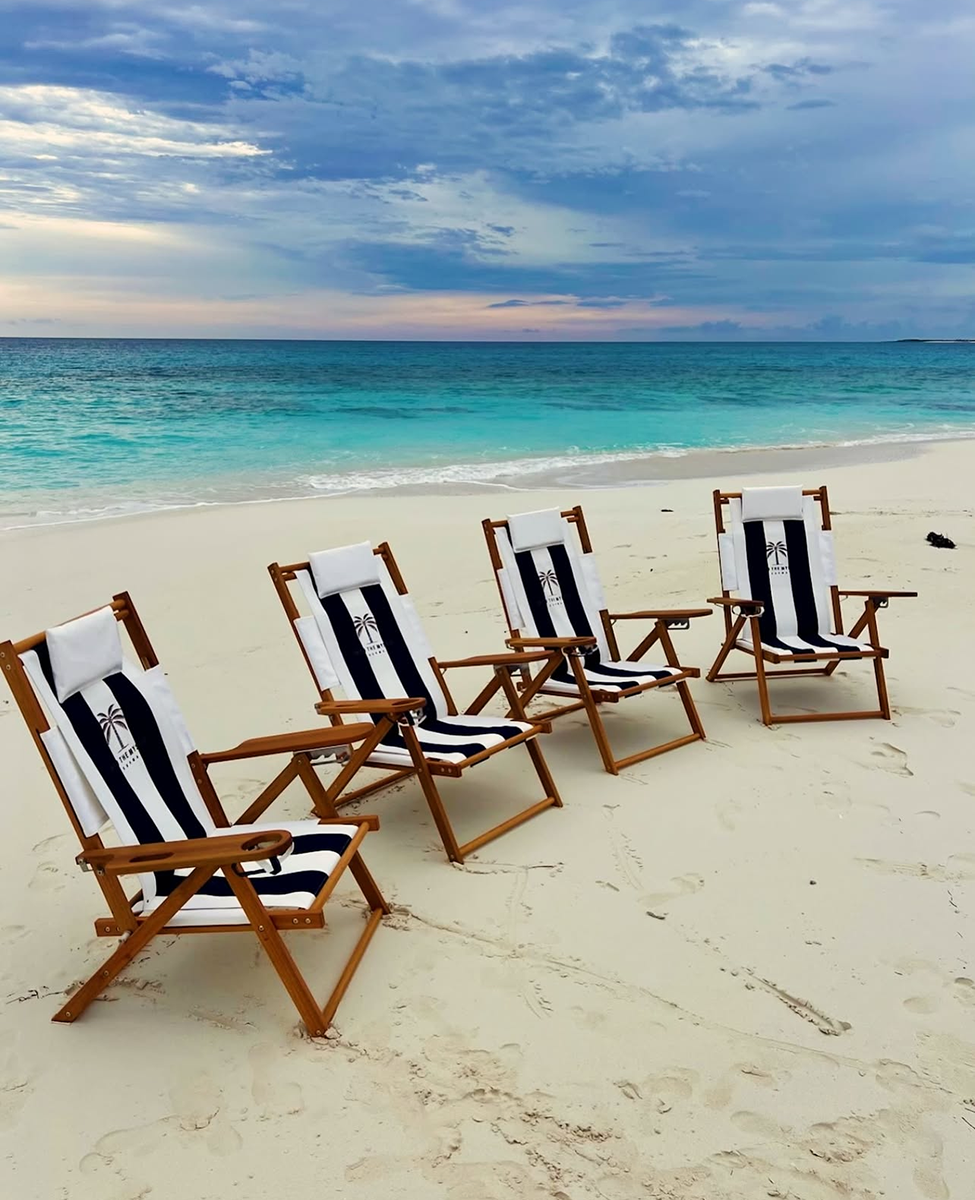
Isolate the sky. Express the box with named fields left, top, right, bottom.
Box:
left=0, top=0, right=973, bottom=340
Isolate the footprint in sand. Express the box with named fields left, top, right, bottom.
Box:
left=643, top=874, right=704, bottom=910
left=893, top=706, right=959, bottom=729
left=902, top=972, right=975, bottom=1016
left=606, top=822, right=644, bottom=892
left=717, top=798, right=742, bottom=830
left=868, top=742, right=913, bottom=777
left=804, top=1117, right=875, bottom=1164
left=703, top=1064, right=780, bottom=1112
left=0, top=1036, right=33, bottom=1130
left=857, top=857, right=975, bottom=882
left=642, top=1069, right=696, bottom=1107
left=874, top=1058, right=926, bottom=1093
left=730, top=1109, right=789, bottom=1139
left=904, top=995, right=941, bottom=1015
left=169, top=1074, right=222, bottom=1132
left=31, top=833, right=68, bottom=854
left=946, top=852, right=975, bottom=878
left=27, top=861, right=65, bottom=892
left=248, top=1043, right=305, bottom=1116
left=952, top=978, right=975, bottom=1008
left=817, top=788, right=853, bottom=814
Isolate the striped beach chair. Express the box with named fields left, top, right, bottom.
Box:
left=482, top=506, right=710, bottom=775
left=1, top=594, right=388, bottom=1036
left=268, top=541, right=562, bottom=863
left=706, top=485, right=916, bottom=724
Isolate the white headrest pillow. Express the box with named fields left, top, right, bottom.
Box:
left=507, top=508, right=567, bottom=552
left=46, top=606, right=124, bottom=703
left=309, top=542, right=382, bottom=598
left=740, top=486, right=804, bottom=523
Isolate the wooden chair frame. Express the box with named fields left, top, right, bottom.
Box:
left=482, top=506, right=710, bottom=776
left=706, top=486, right=917, bottom=725
left=268, top=544, right=563, bottom=864
left=0, top=592, right=390, bottom=1036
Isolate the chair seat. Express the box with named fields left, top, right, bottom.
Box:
left=368, top=713, right=535, bottom=767
left=140, top=821, right=357, bottom=927
left=736, top=631, right=875, bottom=657
left=542, top=659, right=682, bottom=697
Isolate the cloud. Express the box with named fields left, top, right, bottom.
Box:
left=486, top=298, right=570, bottom=308
left=0, top=1, right=972, bottom=336
left=787, top=98, right=836, bottom=109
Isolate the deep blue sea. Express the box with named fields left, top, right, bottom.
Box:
left=1, top=338, right=973, bottom=526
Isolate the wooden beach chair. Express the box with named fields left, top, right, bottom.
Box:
left=706, top=485, right=917, bottom=724
left=482, top=506, right=710, bottom=775
left=1, top=594, right=389, bottom=1036
left=268, top=541, right=562, bottom=864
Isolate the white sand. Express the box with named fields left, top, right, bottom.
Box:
left=1, top=440, right=973, bottom=1199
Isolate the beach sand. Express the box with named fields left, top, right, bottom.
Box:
left=1, top=439, right=972, bottom=1199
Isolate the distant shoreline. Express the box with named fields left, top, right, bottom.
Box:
left=894, top=338, right=975, bottom=343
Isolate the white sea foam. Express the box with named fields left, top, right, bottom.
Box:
left=2, top=426, right=974, bottom=531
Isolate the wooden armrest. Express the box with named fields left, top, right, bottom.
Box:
left=313, top=815, right=380, bottom=831
left=437, top=652, right=551, bottom=669
left=78, top=829, right=293, bottom=877
left=314, top=697, right=426, bottom=716
left=707, top=596, right=764, bottom=611
left=609, top=608, right=712, bottom=621
left=202, top=724, right=375, bottom=764
left=506, top=636, right=596, bottom=649
left=839, top=590, right=917, bottom=599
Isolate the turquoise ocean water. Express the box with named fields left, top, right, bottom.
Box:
left=1, top=338, right=973, bottom=527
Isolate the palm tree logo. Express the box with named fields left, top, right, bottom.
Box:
left=765, top=540, right=788, bottom=566
left=353, top=612, right=380, bottom=645
left=97, top=703, right=129, bottom=751
left=538, top=568, right=559, bottom=595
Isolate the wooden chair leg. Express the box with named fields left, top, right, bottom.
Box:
left=465, top=672, right=503, bottom=716
left=401, top=726, right=464, bottom=862
left=865, top=604, right=892, bottom=719
left=706, top=615, right=746, bottom=682
left=294, top=751, right=341, bottom=817
left=654, top=623, right=707, bottom=742
left=514, top=651, right=563, bottom=712
left=320, top=907, right=384, bottom=1028
left=233, top=757, right=301, bottom=824
left=628, top=624, right=662, bottom=662
left=53, top=866, right=217, bottom=1023
left=750, top=619, right=774, bottom=726
left=570, top=654, right=618, bottom=775
left=225, top=868, right=332, bottom=1036
left=496, top=664, right=533, bottom=724
left=320, top=720, right=395, bottom=811
left=524, top=736, right=563, bottom=808
left=872, top=654, right=892, bottom=720
left=293, top=754, right=392, bottom=911
left=675, top=679, right=707, bottom=740
left=346, top=852, right=391, bottom=914
left=825, top=601, right=872, bottom=677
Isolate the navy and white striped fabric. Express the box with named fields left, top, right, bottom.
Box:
left=295, top=544, right=534, bottom=766
left=719, top=486, right=872, bottom=656
left=21, top=613, right=355, bottom=926
left=490, top=510, right=680, bottom=697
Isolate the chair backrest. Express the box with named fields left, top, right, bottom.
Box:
left=269, top=542, right=450, bottom=723
left=483, top=506, right=615, bottom=659
left=3, top=596, right=215, bottom=911
left=713, top=485, right=842, bottom=640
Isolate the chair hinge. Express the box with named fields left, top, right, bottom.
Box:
left=395, top=706, right=424, bottom=727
